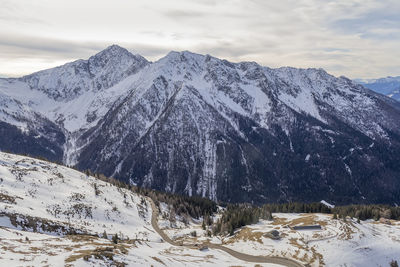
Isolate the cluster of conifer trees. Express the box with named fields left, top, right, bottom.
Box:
left=332, top=204, right=400, bottom=221
left=211, top=202, right=400, bottom=235
left=135, top=187, right=217, bottom=219
left=212, top=203, right=273, bottom=235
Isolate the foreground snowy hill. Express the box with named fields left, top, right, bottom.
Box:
left=0, top=151, right=155, bottom=239
left=0, top=152, right=286, bottom=266
left=1, top=45, right=400, bottom=204
left=0, top=152, right=399, bottom=266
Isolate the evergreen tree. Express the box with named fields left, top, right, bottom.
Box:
left=102, top=230, right=108, bottom=239
left=112, top=233, right=118, bottom=244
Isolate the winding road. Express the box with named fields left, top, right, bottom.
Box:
left=149, top=198, right=304, bottom=267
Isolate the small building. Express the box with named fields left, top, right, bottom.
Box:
left=292, top=225, right=322, bottom=230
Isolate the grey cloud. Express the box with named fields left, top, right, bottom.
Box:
left=122, top=43, right=171, bottom=59
left=196, top=0, right=218, bottom=6
left=0, top=34, right=173, bottom=67
left=0, top=35, right=106, bottom=60
left=163, top=9, right=207, bottom=18
left=0, top=0, right=18, bottom=12
left=360, top=30, right=400, bottom=41
left=323, top=48, right=351, bottom=53
left=192, top=39, right=281, bottom=59
left=0, top=0, right=48, bottom=25
left=329, top=4, right=400, bottom=39
left=0, top=35, right=186, bottom=66
left=0, top=14, right=48, bottom=25
left=301, top=51, right=355, bottom=62
left=161, top=9, right=250, bottom=20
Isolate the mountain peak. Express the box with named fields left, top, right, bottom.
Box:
left=163, top=50, right=205, bottom=61
left=91, top=44, right=136, bottom=60
left=18, top=44, right=149, bottom=102
left=108, top=44, right=129, bottom=53
left=106, top=44, right=125, bottom=50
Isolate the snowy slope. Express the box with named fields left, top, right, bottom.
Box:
left=0, top=152, right=283, bottom=267
left=0, top=151, right=154, bottom=239
left=229, top=214, right=400, bottom=267
left=0, top=226, right=285, bottom=267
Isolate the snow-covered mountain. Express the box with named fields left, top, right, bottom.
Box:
left=1, top=45, right=400, bottom=205
left=356, top=76, right=400, bottom=101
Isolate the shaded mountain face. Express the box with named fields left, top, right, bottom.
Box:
left=1, top=46, right=400, bottom=205
left=356, top=76, right=400, bottom=102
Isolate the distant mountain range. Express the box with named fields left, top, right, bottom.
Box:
left=356, top=76, right=400, bottom=101
left=1, top=45, right=400, bottom=205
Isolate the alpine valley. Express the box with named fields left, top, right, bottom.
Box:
left=1, top=45, right=400, bottom=205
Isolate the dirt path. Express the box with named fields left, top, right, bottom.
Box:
left=148, top=198, right=305, bottom=267
left=150, top=199, right=175, bottom=245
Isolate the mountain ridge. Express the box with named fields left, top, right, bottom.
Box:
left=356, top=76, right=400, bottom=102
left=1, top=45, right=400, bottom=205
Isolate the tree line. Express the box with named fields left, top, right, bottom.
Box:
left=211, top=202, right=400, bottom=235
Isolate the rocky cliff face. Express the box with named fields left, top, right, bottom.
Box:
left=1, top=46, right=400, bottom=204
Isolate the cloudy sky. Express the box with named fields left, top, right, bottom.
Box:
left=1, top=0, right=399, bottom=79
